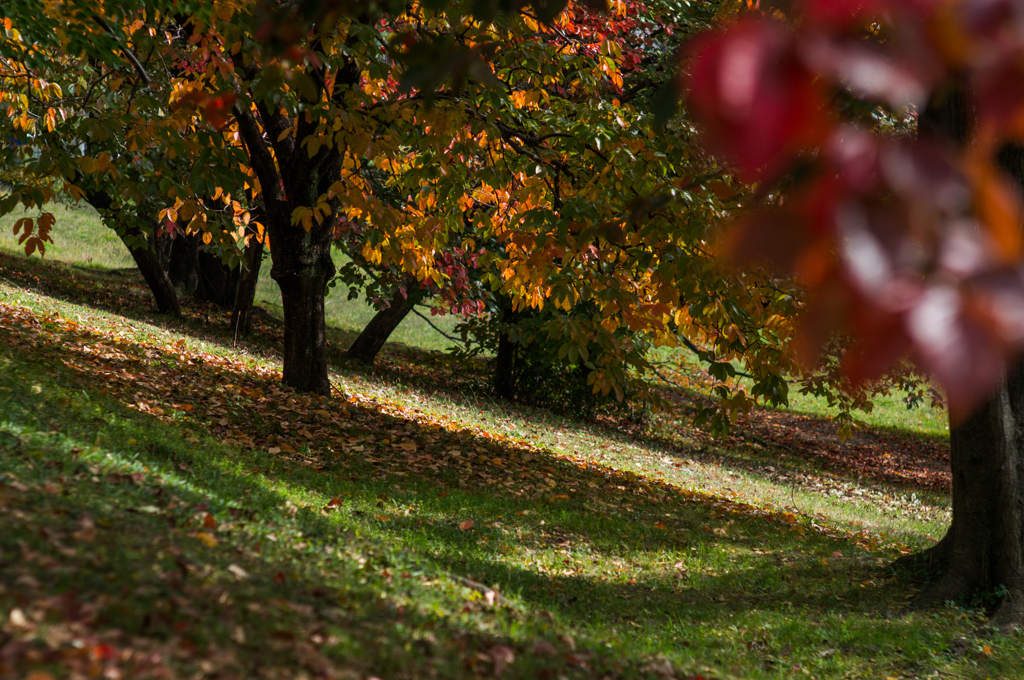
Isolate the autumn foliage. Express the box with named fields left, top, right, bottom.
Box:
left=685, top=0, right=1024, bottom=417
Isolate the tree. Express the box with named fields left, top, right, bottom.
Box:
left=0, top=3, right=256, bottom=318
left=685, top=0, right=1024, bottom=627
left=5, top=0, right=803, bottom=417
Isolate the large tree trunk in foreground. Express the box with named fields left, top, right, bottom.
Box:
left=230, top=47, right=361, bottom=396
left=893, top=79, right=1024, bottom=628
left=897, top=362, right=1024, bottom=626
left=345, top=279, right=427, bottom=364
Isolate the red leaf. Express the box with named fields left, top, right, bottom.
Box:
left=905, top=285, right=1007, bottom=419
left=204, top=92, right=237, bottom=130
left=686, top=19, right=830, bottom=183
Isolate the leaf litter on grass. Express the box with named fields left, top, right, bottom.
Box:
left=2, top=254, right=1020, bottom=679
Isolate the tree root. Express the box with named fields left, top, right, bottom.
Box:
left=890, top=536, right=951, bottom=584
left=990, top=596, right=1024, bottom=633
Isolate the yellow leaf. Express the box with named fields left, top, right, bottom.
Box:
left=202, top=231, right=213, bottom=245
left=196, top=532, right=218, bottom=547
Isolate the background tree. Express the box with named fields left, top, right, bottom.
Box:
left=0, top=2, right=256, bottom=318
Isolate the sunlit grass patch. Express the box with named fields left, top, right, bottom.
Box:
left=1, top=258, right=1019, bottom=679
left=0, top=200, right=134, bottom=270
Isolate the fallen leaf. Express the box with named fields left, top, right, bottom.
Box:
left=9, top=607, right=28, bottom=627
left=25, top=672, right=57, bottom=680
left=195, top=532, right=218, bottom=547
left=489, top=644, right=515, bottom=675
left=532, top=640, right=557, bottom=656
left=203, top=512, right=217, bottom=529
left=227, top=564, right=249, bottom=579
left=459, top=520, right=475, bottom=531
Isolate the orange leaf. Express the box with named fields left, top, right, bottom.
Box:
left=459, top=520, right=475, bottom=531
left=195, top=532, right=218, bottom=547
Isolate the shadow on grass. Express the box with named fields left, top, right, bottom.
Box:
left=0, top=297, right=957, bottom=679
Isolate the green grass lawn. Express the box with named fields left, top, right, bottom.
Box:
left=0, top=200, right=460, bottom=352
left=0, top=209, right=1020, bottom=679
left=0, top=201, right=134, bottom=269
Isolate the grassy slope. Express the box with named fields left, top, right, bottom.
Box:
left=0, top=220, right=1019, bottom=678
left=0, top=203, right=460, bottom=352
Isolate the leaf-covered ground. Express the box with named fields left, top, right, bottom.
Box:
left=1, top=251, right=1019, bottom=679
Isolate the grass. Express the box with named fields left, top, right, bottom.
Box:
left=0, top=215, right=1021, bottom=678
left=0, top=201, right=134, bottom=270
left=0, top=200, right=460, bottom=352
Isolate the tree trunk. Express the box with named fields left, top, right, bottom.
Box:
left=270, top=220, right=335, bottom=395
left=231, top=225, right=265, bottom=338
left=494, top=328, right=518, bottom=400
left=121, top=228, right=182, bottom=315
left=164, top=231, right=241, bottom=309
left=229, top=49, right=359, bottom=396
left=493, top=300, right=525, bottom=400
left=345, top=279, right=427, bottom=364
left=84, top=187, right=181, bottom=316
left=892, top=78, right=1024, bottom=628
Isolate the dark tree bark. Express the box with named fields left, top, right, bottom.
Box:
left=893, top=78, right=1024, bottom=629
left=230, top=51, right=360, bottom=395
left=162, top=232, right=241, bottom=309
left=83, top=187, right=181, bottom=316
left=231, top=223, right=265, bottom=338
left=271, top=217, right=335, bottom=394
left=494, top=301, right=524, bottom=400
left=494, top=328, right=519, bottom=401
left=345, top=279, right=427, bottom=364
left=121, top=224, right=182, bottom=316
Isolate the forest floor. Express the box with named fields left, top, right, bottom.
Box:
left=0, top=249, right=1018, bottom=680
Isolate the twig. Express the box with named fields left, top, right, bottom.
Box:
left=449, top=574, right=518, bottom=608
left=92, top=15, right=151, bottom=84
left=411, top=306, right=465, bottom=346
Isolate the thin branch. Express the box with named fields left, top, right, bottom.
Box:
left=410, top=306, right=465, bottom=346
left=92, top=15, right=151, bottom=84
